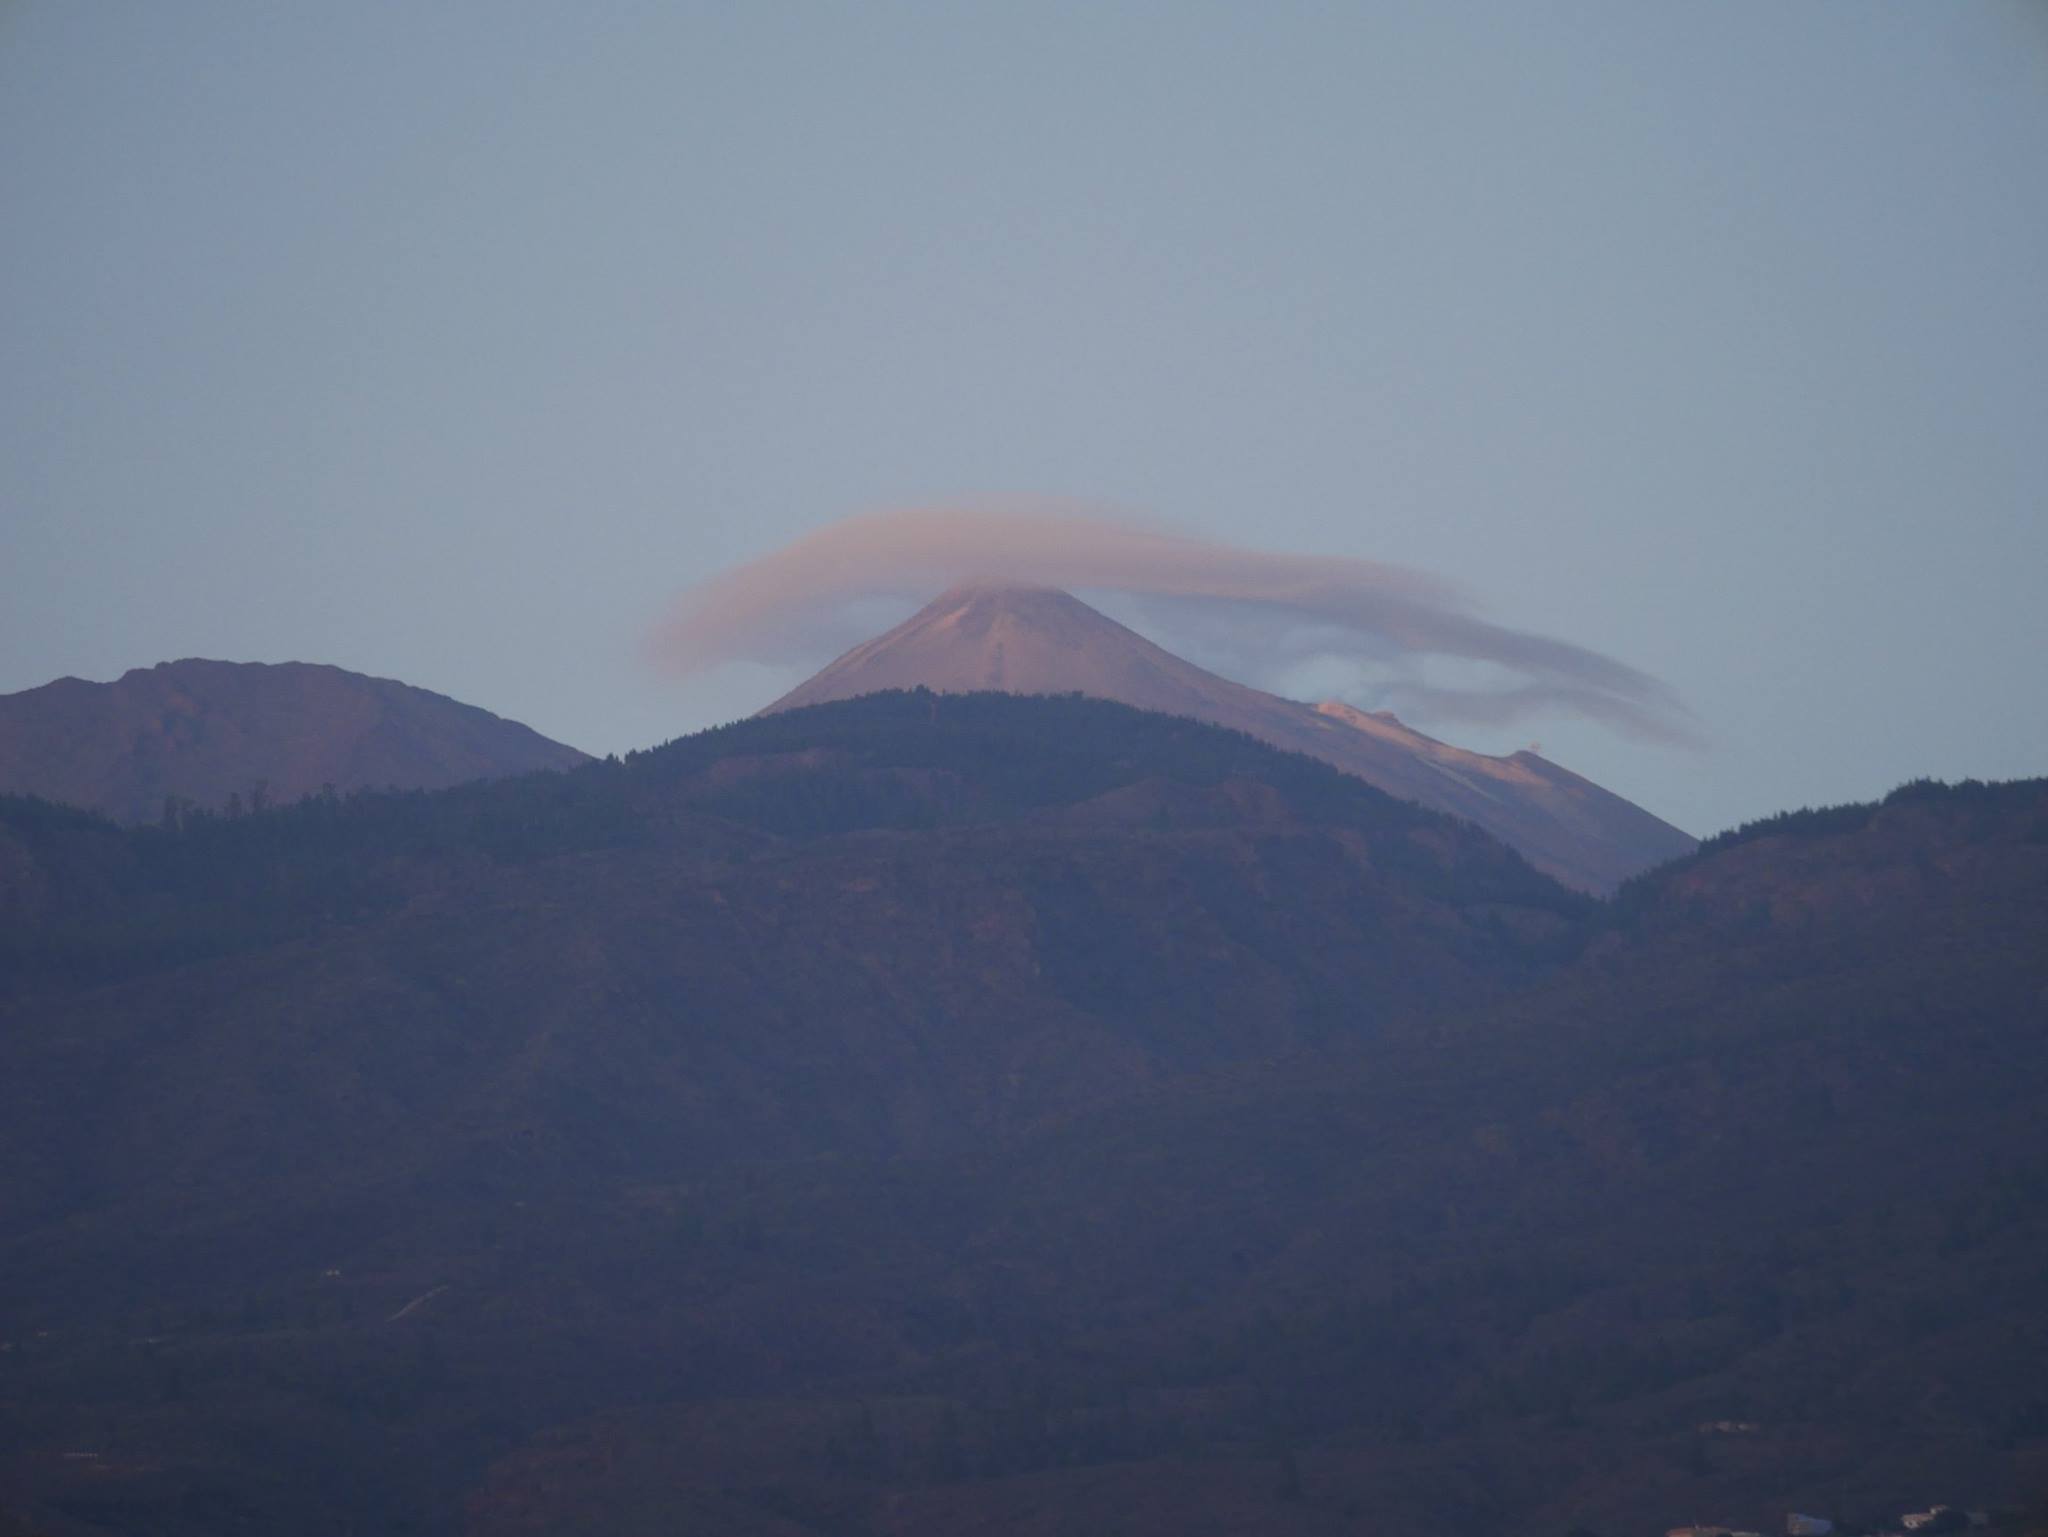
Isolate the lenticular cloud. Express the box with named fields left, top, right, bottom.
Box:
left=653, top=502, right=1698, bottom=745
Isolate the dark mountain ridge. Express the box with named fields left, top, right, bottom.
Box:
left=0, top=693, right=2041, bottom=1537
left=0, top=696, right=1586, bottom=1206
left=0, top=690, right=1579, bottom=1002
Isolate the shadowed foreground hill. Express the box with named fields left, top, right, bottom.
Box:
left=0, top=697, right=2041, bottom=1537
left=0, top=659, right=589, bottom=824
left=463, top=777, right=2048, bottom=1537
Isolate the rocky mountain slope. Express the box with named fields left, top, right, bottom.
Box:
left=765, top=585, right=1694, bottom=892
left=0, top=659, right=588, bottom=823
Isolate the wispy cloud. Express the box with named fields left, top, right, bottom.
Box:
left=653, top=501, right=1700, bottom=745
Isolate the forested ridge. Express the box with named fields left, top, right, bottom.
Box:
left=0, top=694, right=2043, bottom=1536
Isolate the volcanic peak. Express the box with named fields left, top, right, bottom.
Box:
left=765, top=584, right=1695, bottom=892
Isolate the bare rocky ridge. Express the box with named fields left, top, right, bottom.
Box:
left=766, top=584, right=1695, bottom=892
left=0, top=659, right=589, bottom=822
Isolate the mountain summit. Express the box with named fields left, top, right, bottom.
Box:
left=766, top=584, right=1694, bottom=891
left=766, top=583, right=1263, bottom=718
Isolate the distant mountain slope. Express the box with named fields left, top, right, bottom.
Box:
left=765, top=584, right=1694, bottom=892
left=0, top=659, right=589, bottom=822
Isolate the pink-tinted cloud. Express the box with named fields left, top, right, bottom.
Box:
left=653, top=501, right=1699, bottom=745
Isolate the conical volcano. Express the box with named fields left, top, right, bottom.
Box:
left=765, top=583, right=1279, bottom=719
left=765, top=584, right=1695, bottom=892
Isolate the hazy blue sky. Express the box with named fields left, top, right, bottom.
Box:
left=4, top=2, right=2044, bottom=836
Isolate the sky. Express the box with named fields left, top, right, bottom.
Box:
left=3, top=2, right=2044, bottom=838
